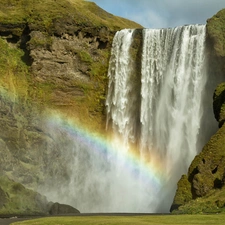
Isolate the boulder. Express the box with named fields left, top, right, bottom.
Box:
left=213, top=82, right=225, bottom=127
left=49, top=202, right=80, bottom=215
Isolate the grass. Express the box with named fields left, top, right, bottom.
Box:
left=11, top=214, right=225, bottom=225
left=0, top=37, right=29, bottom=102
left=0, top=0, right=142, bottom=33
left=207, top=8, right=225, bottom=57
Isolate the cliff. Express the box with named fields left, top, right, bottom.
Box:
left=0, top=0, right=141, bottom=215
left=171, top=9, right=225, bottom=214
left=2, top=0, right=225, bottom=216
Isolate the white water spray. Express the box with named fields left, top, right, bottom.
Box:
left=106, top=25, right=209, bottom=212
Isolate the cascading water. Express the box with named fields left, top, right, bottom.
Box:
left=106, top=25, right=210, bottom=212
left=40, top=24, right=219, bottom=213
left=143, top=27, right=206, bottom=173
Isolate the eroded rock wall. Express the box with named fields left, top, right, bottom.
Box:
left=0, top=0, right=142, bottom=215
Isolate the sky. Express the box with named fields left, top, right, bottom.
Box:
left=87, top=0, right=225, bottom=28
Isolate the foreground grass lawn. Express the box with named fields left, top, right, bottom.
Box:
left=11, top=214, right=225, bottom=225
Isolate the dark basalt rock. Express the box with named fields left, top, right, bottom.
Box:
left=213, top=82, right=225, bottom=128
left=49, top=202, right=80, bottom=215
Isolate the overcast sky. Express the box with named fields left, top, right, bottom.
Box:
left=87, top=0, right=225, bottom=28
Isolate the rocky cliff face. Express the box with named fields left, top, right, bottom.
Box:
left=171, top=9, right=225, bottom=214
left=0, top=0, right=141, bottom=215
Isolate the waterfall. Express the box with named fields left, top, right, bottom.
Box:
left=141, top=26, right=207, bottom=177
left=106, top=25, right=209, bottom=212
left=40, top=25, right=219, bottom=214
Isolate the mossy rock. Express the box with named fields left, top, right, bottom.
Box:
left=207, top=8, right=225, bottom=57
left=170, top=175, right=192, bottom=211
left=213, top=82, right=225, bottom=127
left=173, top=187, right=225, bottom=214
left=0, top=175, right=48, bottom=216
left=188, top=124, right=225, bottom=195
left=0, top=37, right=29, bottom=101
left=171, top=124, right=225, bottom=213
left=49, top=202, right=80, bottom=215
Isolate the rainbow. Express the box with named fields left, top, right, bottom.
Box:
left=0, top=80, right=166, bottom=195
left=44, top=110, right=165, bottom=190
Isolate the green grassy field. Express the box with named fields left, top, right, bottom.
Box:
left=11, top=214, right=225, bottom=225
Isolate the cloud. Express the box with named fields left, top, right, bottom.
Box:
left=88, top=0, right=225, bottom=28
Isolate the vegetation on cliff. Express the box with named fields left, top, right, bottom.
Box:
left=0, top=37, right=29, bottom=101
left=213, top=82, right=225, bottom=127
left=0, top=0, right=141, bottom=33
left=171, top=9, right=225, bottom=214
left=0, top=0, right=142, bottom=216
left=0, top=0, right=141, bottom=132
left=207, top=9, right=225, bottom=57
left=172, top=124, right=225, bottom=214
left=0, top=175, right=48, bottom=216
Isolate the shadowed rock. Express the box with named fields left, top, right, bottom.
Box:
left=49, top=202, right=80, bottom=215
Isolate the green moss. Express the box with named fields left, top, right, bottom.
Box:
left=32, top=82, right=56, bottom=104
left=0, top=0, right=142, bottom=35
left=173, top=187, right=225, bottom=214
left=172, top=124, right=225, bottom=213
left=0, top=38, right=29, bottom=101
left=188, top=124, right=225, bottom=179
left=29, top=34, right=53, bottom=49
left=172, top=175, right=192, bottom=210
left=11, top=182, right=25, bottom=193
left=0, top=38, right=27, bottom=73
left=213, top=82, right=225, bottom=125
left=214, top=82, right=225, bottom=97
left=78, top=50, right=93, bottom=64
left=207, top=9, right=225, bottom=57
left=129, top=30, right=142, bottom=88
left=89, top=50, right=109, bottom=112
left=0, top=176, right=48, bottom=216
